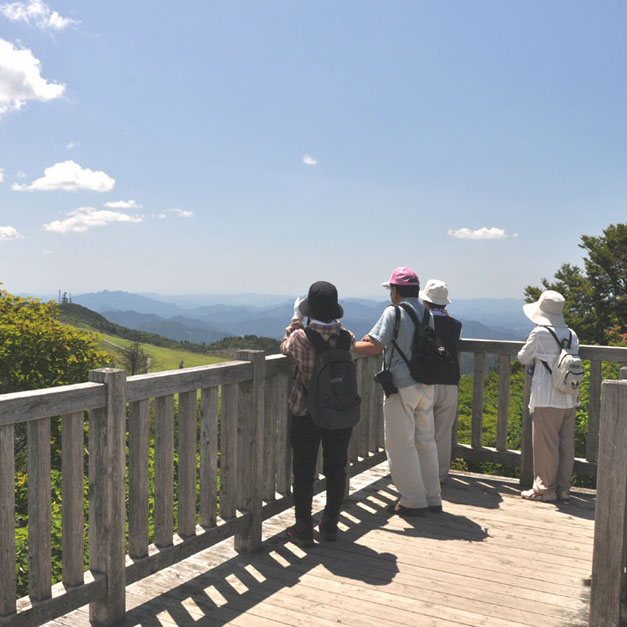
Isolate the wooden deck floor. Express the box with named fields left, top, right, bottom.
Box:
left=47, top=464, right=595, bottom=627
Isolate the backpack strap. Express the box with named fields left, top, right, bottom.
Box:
left=304, top=327, right=330, bottom=353
left=539, top=326, right=572, bottom=374
left=390, top=303, right=421, bottom=371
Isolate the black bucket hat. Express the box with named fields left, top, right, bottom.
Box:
left=298, top=281, right=344, bottom=322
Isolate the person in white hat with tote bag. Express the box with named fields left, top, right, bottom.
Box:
left=517, top=290, right=580, bottom=502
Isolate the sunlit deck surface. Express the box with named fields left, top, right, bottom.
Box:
left=47, top=464, right=594, bottom=627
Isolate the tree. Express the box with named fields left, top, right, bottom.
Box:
left=524, top=223, right=627, bottom=344
left=0, top=289, right=111, bottom=393
left=121, top=335, right=149, bottom=375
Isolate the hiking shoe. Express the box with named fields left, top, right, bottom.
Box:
left=521, top=489, right=556, bottom=502
left=286, top=520, right=314, bottom=548
left=386, top=501, right=428, bottom=517
left=557, top=489, right=571, bottom=501
left=318, top=513, right=339, bottom=542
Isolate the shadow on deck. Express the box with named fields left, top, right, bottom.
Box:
left=49, top=464, right=594, bottom=627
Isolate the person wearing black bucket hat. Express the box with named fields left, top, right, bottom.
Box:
left=280, top=281, right=355, bottom=547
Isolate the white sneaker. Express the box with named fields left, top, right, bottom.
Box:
left=557, top=489, right=571, bottom=501
left=521, top=489, right=557, bottom=502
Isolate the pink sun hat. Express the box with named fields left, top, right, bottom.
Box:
left=382, top=266, right=420, bottom=288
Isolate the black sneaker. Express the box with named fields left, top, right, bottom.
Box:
left=318, top=513, right=339, bottom=541
left=286, top=520, right=314, bottom=548
left=386, top=501, right=428, bottom=517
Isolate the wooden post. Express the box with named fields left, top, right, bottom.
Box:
left=62, top=411, right=85, bottom=586
left=471, top=352, right=485, bottom=449
left=586, top=359, right=602, bottom=462
left=235, top=351, right=265, bottom=552
left=88, top=368, right=126, bottom=626
left=27, top=416, right=52, bottom=602
left=590, top=380, right=627, bottom=626
left=519, top=370, right=533, bottom=488
left=0, top=424, right=15, bottom=617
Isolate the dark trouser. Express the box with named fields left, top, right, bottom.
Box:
left=290, top=414, right=353, bottom=522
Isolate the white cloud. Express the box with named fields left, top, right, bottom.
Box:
left=65, top=141, right=76, bottom=149
left=0, top=0, right=78, bottom=30
left=42, top=249, right=51, bottom=254
left=43, top=207, right=142, bottom=234
left=0, top=38, right=65, bottom=114
left=12, top=160, right=115, bottom=192
left=0, top=168, right=4, bottom=183
left=17, top=170, right=26, bottom=178
left=448, top=227, right=510, bottom=240
left=302, top=154, right=317, bottom=166
left=154, top=208, right=194, bottom=219
left=104, top=199, right=142, bottom=209
left=0, top=226, right=23, bottom=240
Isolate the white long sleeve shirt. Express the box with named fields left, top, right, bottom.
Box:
left=517, top=325, right=580, bottom=412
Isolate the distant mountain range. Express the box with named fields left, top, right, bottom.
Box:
left=69, top=290, right=534, bottom=344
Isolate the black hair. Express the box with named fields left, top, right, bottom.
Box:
left=426, top=302, right=446, bottom=310
left=393, top=284, right=420, bottom=298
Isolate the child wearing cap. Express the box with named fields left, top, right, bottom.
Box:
left=420, top=279, right=462, bottom=483
left=353, top=267, right=442, bottom=516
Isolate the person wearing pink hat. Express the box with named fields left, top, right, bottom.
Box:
left=353, top=267, right=442, bottom=516
left=517, top=290, right=580, bottom=502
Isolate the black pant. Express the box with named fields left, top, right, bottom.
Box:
left=290, top=414, right=353, bottom=522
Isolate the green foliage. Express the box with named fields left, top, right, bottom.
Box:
left=205, top=334, right=281, bottom=358
left=0, top=292, right=111, bottom=393
left=524, top=223, right=627, bottom=344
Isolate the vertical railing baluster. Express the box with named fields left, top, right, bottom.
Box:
left=276, top=373, right=291, bottom=496
left=28, top=417, right=51, bottom=601
left=62, top=411, right=84, bottom=586
left=519, top=370, right=534, bottom=488
left=263, top=376, right=278, bottom=503
left=0, top=424, right=15, bottom=617
left=586, top=359, right=602, bottom=462
left=128, top=399, right=149, bottom=559
left=220, top=382, right=238, bottom=519
left=178, top=390, right=197, bottom=538
left=199, top=387, right=218, bottom=528
left=153, top=394, right=175, bottom=547
left=471, top=352, right=485, bottom=449
left=496, top=354, right=511, bottom=451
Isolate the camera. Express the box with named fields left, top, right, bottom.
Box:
left=373, top=369, right=398, bottom=397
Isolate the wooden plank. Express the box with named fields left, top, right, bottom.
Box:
left=177, top=390, right=198, bottom=538
left=263, top=375, right=278, bottom=502
left=519, top=370, right=534, bottom=488
left=87, top=368, right=127, bottom=625
left=366, top=357, right=378, bottom=453
left=220, top=382, right=238, bottom=519
left=153, top=394, right=175, bottom=547
left=496, top=354, right=511, bottom=451
left=62, top=411, right=84, bottom=587
left=5, top=571, right=105, bottom=627
left=586, top=359, right=601, bottom=462
left=235, top=350, right=265, bottom=552
left=276, top=374, right=291, bottom=496
left=126, top=361, right=251, bottom=402
left=0, top=424, right=15, bottom=616
left=264, top=354, right=292, bottom=379
left=0, top=382, right=104, bottom=427
left=125, top=517, right=248, bottom=585
left=358, top=356, right=370, bottom=458
left=471, top=352, right=485, bottom=449
left=199, top=387, right=219, bottom=528
left=28, top=417, right=52, bottom=601
left=128, top=399, right=150, bottom=559
left=590, top=380, right=627, bottom=626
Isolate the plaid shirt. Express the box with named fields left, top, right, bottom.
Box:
left=280, top=320, right=356, bottom=417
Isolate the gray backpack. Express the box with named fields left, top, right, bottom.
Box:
left=540, top=327, right=583, bottom=394
left=304, top=327, right=361, bottom=430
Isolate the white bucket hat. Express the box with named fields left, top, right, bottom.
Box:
left=420, top=279, right=451, bottom=306
left=523, top=290, right=567, bottom=327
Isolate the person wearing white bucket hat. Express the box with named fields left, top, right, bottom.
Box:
left=420, top=279, right=462, bottom=483
left=517, top=290, right=580, bottom=502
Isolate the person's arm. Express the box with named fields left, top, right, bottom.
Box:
left=517, top=328, right=539, bottom=365
left=353, top=335, right=384, bottom=355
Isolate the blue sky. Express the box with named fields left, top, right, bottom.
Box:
left=1, top=1, right=625, bottom=299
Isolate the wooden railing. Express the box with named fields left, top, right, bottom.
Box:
left=1, top=339, right=626, bottom=626
left=590, top=367, right=627, bottom=627
left=453, top=339, right=627, bottom=487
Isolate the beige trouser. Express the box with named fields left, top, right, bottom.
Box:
left=433, top=384, right=459, bottom=482
left=531, top=406, right=576, bottom=496
left=383, top=384, right=441, bottom=509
